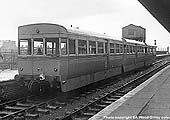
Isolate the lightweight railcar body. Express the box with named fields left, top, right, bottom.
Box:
left=17, top=23, right=156, bottom=93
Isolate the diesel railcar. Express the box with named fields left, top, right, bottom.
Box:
left=17, top=23, right=156, bottom=93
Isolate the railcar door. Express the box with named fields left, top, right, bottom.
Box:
left=104, top=40, right=109, bottom=77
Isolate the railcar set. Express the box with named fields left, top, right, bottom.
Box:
left=16, top=23, right=156, bottom=94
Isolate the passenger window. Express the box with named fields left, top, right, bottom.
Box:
left=151, top=48, right=153, bottom=53
left=116, top=44, right=120, bottom=53
left=89, top=41, right=96, bottom=54
left=105, top=42, right=108, bottom=53
left=139, top=46, right=143, bottom=53
left=126, top=45, right=129, bottom=53
left=133, top=46, right=136, bottom=53
left=120, top=44, right=123, bottom=53
left=19, top=39, right=31, bottom=55
left=34, top=38, right=43, bottom=55
left=129, top=45, right=133, bottom=53
left=46, top=38, right=59, bottom=56
left=78, top=40, right=87, bottom=54
left=98, top=42, right=104, bottom=53
left=61, top=38, right=67, bottom=55
left=110, top=43, right=115, bottom=53
left=69, top=39, right=76, bottom=54
left=137, top=46, right=140, bottom=52
left=147, top=47, right=150, bottom=54
left=142, top=47, right=144, bottom=53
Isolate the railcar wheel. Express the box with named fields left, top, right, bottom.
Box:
left=40, top=81, right=50, bottom=94
left=28, top=81, right=40, bottom=95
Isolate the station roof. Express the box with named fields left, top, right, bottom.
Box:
left=138, top=0, right=170, bottom=33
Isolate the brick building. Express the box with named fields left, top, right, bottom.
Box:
left=122, top=24, right=146, bottom=42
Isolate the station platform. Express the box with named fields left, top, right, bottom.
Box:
left=0, top=69, right=18, bottom=81
left=89, top=65, right=170, bottom=120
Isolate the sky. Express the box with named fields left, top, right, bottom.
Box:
left=0, top=0, right=170, bottom=48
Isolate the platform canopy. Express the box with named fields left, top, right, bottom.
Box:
left=138, top=0, right=170, bottom=33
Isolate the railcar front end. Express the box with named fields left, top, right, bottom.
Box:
left=17, top=23, right=68, bottom=94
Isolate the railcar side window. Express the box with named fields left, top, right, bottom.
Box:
left=133, top=46, right=136, bottom=53
left=129, top=45, right=133, bottom=53
left=120, top=44, right=123, bottom=53
left=126, top=45, right=129, bottom=53
left=69, top=39, right=76, bottom=54
left=89, top=41, right=96, bottom=54
left=110, top=43, right=115, bottom=53
left=145, top=47, right=147, bottom=53
left=153, top=48, right=156, bottom=54
left=45, top=38, right=59, bottom=56
left=142, top=47, right=144, bottom=53
left=19, top=39, right=31, bottom=55
left=61, top=38, right=67, bottom=55
left=78, top=40, right=87, bottom=54
left=34, top=38, right=43, bottom=55
left=98, top=42, right=104, bottom=53
left=116, top=44, right=120, bottom=53
left=151, top=48, right=153, bottom=53
left=105, top=43, right=108, bottom=53
left=137, top=46, right=140, bottom=53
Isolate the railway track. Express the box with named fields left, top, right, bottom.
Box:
left=0, top=59, right=169, bottom=120
left=0, top=94, right=67, bottom=120
left=56, top=60, right=170, bottom=120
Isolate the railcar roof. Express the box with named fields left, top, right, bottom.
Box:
left=67, top=27, right=120, bottom=41
left=123, top=38, right=156, bottom=47
left=123, top=38, right=146, bottom=45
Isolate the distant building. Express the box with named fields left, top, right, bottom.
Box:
left=0, top=40, right=17, bottom=53
left=122, top=24, right=146, bottom=42
left=0, top=40, right=18, bottom=70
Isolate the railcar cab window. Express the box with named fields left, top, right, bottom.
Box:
left=97, top=42, right=104, bottom=54
left=89, top=41, right=96, bottom=54
left=61, top=38, right=67, bottom=55
left=19, top=39, right=31, bottom=55
left=78, top=40, right=87, bottom=54
left=69, top=39, right=76, bottom=54
left=34, top=38, right=43, bottom=55
left=45, top=38, right=59, bottom=56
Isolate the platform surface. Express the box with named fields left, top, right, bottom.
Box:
left=0, top=69, right=18, bottom=81
left=89, top=65, right=170, bottom=120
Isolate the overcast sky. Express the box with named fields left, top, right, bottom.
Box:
left=0, top=0, right=170, bottom=48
